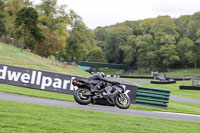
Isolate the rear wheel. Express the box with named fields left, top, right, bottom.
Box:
left=74, top=88, right=92, bottom=105
left=115, top=93, right=130, bottom=109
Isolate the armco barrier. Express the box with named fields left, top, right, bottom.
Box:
left=136, top=86, right=170, bottom=108
left=79, top=61, right=129, bottom=70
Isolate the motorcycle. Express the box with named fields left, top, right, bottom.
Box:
left=72, top=78, right=131, bottom=109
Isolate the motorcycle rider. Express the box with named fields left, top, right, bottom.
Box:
left=88, top=72, right=109, bottom=92
left=88, top=72, right=117, bottom=103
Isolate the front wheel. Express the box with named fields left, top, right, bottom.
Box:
left=115, top=93, right=130, bottom=109
left=74, top=88, right=92, bottom=105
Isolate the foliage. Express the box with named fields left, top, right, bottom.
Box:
left=34, top=26, right=63, bottom=57
left=104, top=26, right=133, bottom=63
left=86, top=46, right=105, bottom=62
left=135, top=34, right=157, bottom=72
left=1, top=0, right=200, bottom=71
left=94, top=14, right=200, bottom=71
left=0, top=0, right=6, bottom=37
left=15, top=7, right=45, bottom=51
left=36, top=0, right=57, bottom=30
left=4, top=0, right=27, bottom=39
left=64, top=10, right=95, bottom=62
left=160, top=44, right=180, bottom=70
left=177, top=37, right=195, bottom=66
left=36, top=0, right=69, bottom=46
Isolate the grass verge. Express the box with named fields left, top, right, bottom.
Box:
left=0, top=100, right=199, bottom=133
left=0, top=44, right=90, bottom=77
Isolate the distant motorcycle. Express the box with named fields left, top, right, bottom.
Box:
left=72, top=78, right=131, bottom=109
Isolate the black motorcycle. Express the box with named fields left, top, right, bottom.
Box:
left=72, top=78, right=131, bottom=109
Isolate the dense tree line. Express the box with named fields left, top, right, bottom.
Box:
left=0, top=0, right=200, bottom=72
left=94, top=14, right=200, bottom=72
left=0, top=0, right=101, bottom=62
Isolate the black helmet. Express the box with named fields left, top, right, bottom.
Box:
left=97, top=72, right=105, bottom=78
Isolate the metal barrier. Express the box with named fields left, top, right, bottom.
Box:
left=79, top=61, right=129, bottom=70
left=136, top=86, right=170, bottom=108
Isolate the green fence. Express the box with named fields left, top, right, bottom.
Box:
left=79, top=61, right=129, bottom=70
left=135, top=86, right=170, bottom=108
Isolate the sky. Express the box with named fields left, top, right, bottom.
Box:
left=33, top=0, right=200, bottom=29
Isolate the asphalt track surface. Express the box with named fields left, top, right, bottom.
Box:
left=0, top=92, right=200, bottom=122
left=170, top=96, right=200, bottom=104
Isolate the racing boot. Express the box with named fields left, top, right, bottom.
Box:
left=92, top=95, right=98, bottom=100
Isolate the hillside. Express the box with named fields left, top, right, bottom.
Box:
left=0, top=44, right=91, bottom=78
left=0, top=43, right=200, bottom=116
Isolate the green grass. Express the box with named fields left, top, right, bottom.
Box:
left=131, top=101, right=200, bottom=115
left=0, top=83, right=74, bottom=102
left=1, top=83, right=200, bottom=115
left=165, top=68, right=200, bottom=77
left=0, top=100, right=199, bottom=133
left=0, top=44, right=91, bottom=77
left=123, top=69, right=200, bottom=77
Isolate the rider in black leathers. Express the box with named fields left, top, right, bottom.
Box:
left=88, top=72, right=119, bottom=103
left=88, top=72, right=110, bottom=92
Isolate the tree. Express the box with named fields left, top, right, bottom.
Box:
left=160, top=44, right=180, bottom=70
left=37, top=0, right=56, bottom=16
left=36, top=0, right=57, bottom=31
left=86, top=46, right=105, bottom=62
left=138, top=18, right=155, bottom=35
left=36, top=0, right=69, bottom=46
left=150, top=16, right=179, bottom=46
left=34, top=26, right=63, bottom=57
left=15, top=7, right=44, bottom=52
left=64, top=11, right=95, bottom=62
left=104, top=26, right=133, bottom=63
left=193, top=30, right=200, bottom=71
left=94, top=27, right=107, bottom=49
left=117, top=35, right=137, bottom=66
left=174, top=15, right=191, bottom=37
left=187, top=12, right=200, bottom=41
left=177, top=37, right=195, bottom=67
left=135, top=34, right=158, bottom=72
left=0, top=0, right=6, bottom=37
left=4, top=0, right=28, bottom=40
